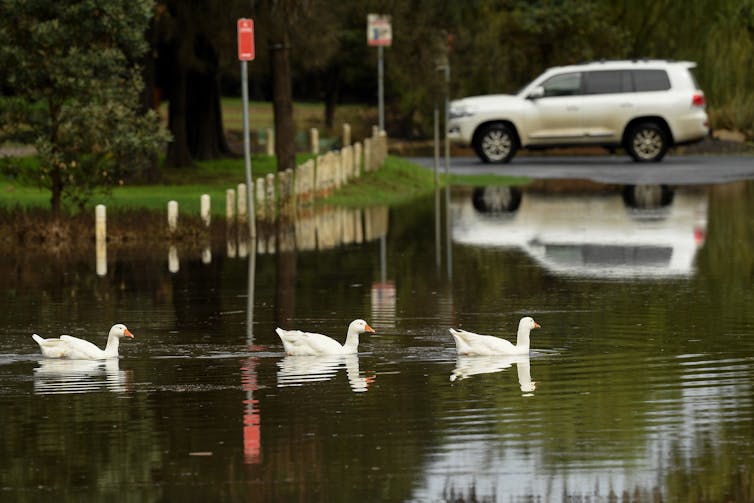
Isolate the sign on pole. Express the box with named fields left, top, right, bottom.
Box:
left=367, top=14, right=392, bottom=47
left=237, top=19, right=255, bottom=61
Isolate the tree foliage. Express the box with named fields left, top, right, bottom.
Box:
left=0, top=0, right=170, bottom=215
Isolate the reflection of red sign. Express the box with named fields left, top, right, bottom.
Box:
left=367, top=14, right=392, bottom=47
left=241, top=357, right=261, bottom=464
left=237, top=19, right=255, bottom=61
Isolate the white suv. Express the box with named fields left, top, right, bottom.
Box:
left=448, top=60, right=709, bottom=163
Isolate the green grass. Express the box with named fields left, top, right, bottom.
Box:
left=325, top=156, right=528, bottom=207
left=1, top=154, right=528, bottom=215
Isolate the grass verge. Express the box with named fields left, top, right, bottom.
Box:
left=1, top=155, right=527, bottom=215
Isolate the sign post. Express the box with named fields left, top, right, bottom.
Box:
left=237, top=18, right=256, bottom=239
left=367, top=14, right=392, bottom=132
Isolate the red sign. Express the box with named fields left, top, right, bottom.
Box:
left=237, top=19, right=255, bottom=61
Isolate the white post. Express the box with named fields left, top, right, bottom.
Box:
left=226, top=188, right=235, bottom=224
left=237, top=183, right=248, bottom=225
left=95, top=204, right=107, bottom=277
left=310, top=128, right=320, bottom=155
left=200, top=194, right=211, bottom=227
left=266, top=128, right=275, bottom=156
left=167, top=200, right=178, bottom=233
left=343, top=123, right=351, bottom=146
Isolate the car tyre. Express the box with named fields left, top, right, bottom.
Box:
left=474, top=123, right=517, bottom=163
left=626, top=122, right=668, bottom=162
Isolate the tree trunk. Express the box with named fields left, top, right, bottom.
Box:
left=187, top=70, right=232, bottom=159
left=166, top=67, right=192, bottom=167
left=50, top=165, right=62, bottom=218
left=140, top=22, right=161, bottom=181
left=186, top=34, right=232, bottom=160
left=270, top=39, right=296, bottom=173
left=323, top=66, right=341, bottom=129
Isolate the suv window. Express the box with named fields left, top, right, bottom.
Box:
left=583, top=70, right=631, bottom=94
left=632, top=70, right=671, bottom=92
left=542, top=73, right=581, bottom=97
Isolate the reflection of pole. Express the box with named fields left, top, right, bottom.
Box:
left=433, top=105, right=441, bottom=270
left=380, top=234, right=387, bottom=285
left=241, top=60, right=256, bottom=239
left=247, top=237, right=256, bottom=343
left=378, top=45, right=384, bottom=131
left=445, top=185, right=452, bottom=280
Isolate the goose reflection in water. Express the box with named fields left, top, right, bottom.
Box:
left=450, top=355, right=535, bottom=394
left=277, top=354, right=375, bottom=393
left=33, top=358, right=130, bottom=394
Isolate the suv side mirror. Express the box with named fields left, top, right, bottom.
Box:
left=527, top=86, right=544, bottom=100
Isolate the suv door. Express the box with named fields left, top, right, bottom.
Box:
left=579, top=70, right=634, bottom=142
left=523, top=72, right=585, bottom=145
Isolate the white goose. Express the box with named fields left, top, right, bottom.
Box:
left=449, top=316, right=540, bottom=356
left=275, top=319, right=375, bottom=355
left=32, top=324, right=134, bottom=360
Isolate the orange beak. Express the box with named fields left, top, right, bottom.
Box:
left=533, top=322, right=541, bottom=329
left=124, top=328, right=134, bottom=338
left=365, top=323, right=375, bottom=333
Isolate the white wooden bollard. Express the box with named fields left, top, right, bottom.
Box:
left=226, top=188, right=235, bottom=224
left=237, top=183, right=247, bottom=225
left=167, top=200, right=178, bottom=233
left=310, top=128, right=319, bottom=155
left=364, top=138, right=372, bottom=173
left=255, top=177, right=266, bottom=221
left=343, top=123, right=351, bottom=146
left=265, top=172, right=276, bottom=220
left=95, top=204, right=107, bottom=277
left=354, top=142, right=363, bottom=177
left=200, top=194, right=211, bottom=227
left=378, top=130, right=388, bottom=167
left=266, top=128, right=275, bottom=156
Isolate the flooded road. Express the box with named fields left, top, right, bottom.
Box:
left=2, top=174, right=754, bottom=501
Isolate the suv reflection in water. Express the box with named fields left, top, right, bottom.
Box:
left=454, top=183, right=708, bottom=278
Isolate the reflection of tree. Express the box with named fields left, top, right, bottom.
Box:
left=275, top=219, right=297, bottom=323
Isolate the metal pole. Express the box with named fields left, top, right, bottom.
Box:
left=443, top=64, right=452, bottom=280
left=378, top=45, right=385, bottom=132
left=241, top=60, right=256, bottom=238
left=433, top=105, right=440, bottom=187
left=443, top=64, right=450, bottom=178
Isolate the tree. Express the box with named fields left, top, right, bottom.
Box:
left=152, top=0, right=238, bottom=168
left=0, top=0, right=169, bottom=216
left=251, top=0, right=316, bottom=173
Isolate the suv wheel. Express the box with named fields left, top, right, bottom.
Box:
left=474, top=124, right=517, bottom=163
left=627, top=122, right=668, bottom=162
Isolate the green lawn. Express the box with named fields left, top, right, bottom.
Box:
left=1, top=154, right=528, bottom=216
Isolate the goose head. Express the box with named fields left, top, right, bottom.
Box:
left=110, top=324, right=134, bottom=339
left=349, top=319, right=375, bottom=334
left=519, top=317, right=541, bottom=332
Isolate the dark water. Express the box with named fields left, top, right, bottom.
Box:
left=2, top=179, right=754, bottom=502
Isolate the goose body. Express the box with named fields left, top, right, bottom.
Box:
left=275, top=319, right=374, bottom=355
left=449, top=316, right=540, bottom=356
left=32, top=324, right=134, bottom=360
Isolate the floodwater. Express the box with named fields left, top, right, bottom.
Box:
left=2, top=178, right=754, bottom=502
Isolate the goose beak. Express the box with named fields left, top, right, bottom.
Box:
left=124, top=328, right=134, bottom=338
left=533, top=322, right=541, bottom=329
left=365, top=323, right=375, bottom=333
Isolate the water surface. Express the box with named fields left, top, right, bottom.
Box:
left=2, top=179, right=754, bottom=502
